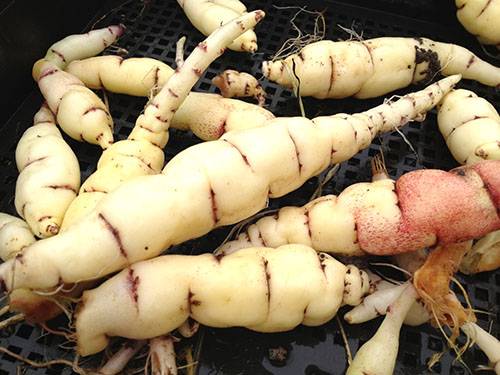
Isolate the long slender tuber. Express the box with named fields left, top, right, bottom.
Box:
left=60, top=12, right=265, bottom=230
left=177, top=0, right=258, bottom=52
left=263, top=37, right=500, bottom=99
left=0, top=76, right=460, bottom=300
left=216, top=160, right=500, bottom=257
left=75, top=244, right=369, bottom=356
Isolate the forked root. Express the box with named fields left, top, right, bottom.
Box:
left=149, top=335, right=178, bottom=375
left=413, top=241, right=476, bottom=341
left=346, top=284, right=418, bottom=375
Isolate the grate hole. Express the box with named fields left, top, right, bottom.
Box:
left=475, top=287, right=489, bottom=302
left=427, top=336, right=443, bottom=351
left=15, top=324, right=34, bottom=340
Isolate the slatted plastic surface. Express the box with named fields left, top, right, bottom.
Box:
left=0, top=0, right=499, bottom=373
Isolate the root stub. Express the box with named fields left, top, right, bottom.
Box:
left=414, top=241, right=476, bottom=341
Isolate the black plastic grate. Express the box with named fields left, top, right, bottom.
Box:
left=0, top=0, right=499, bottom=374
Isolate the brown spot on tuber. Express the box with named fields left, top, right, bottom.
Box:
left=24, top=156, right=48, bottom=168
left=37, top=215, right=53, bottom=222
left=127, top=268, right=140, bottom=309
left=197, top=41, right=208, bottom=52
left=46, top=184, right=77, bottom=193
left=466, top=55, right=475, bottom=69
left=188, top=289, right=201, bottom=314
left=209, top=187, right=218, bottom=224
left=98, top=213, right=127, bottom=258
left=304, top=210, right=312, bottom=239
left=83, top=107, right=107, bottom=116
left=328, top=56, right=335, bottom=94
left=50, top=49, right=66, bottom=63
left=478, top=0, right=493, bottom=16
left=287, top=130, right=302, bottom=173
left=224, top=139, right=251, bottom=168
left=263, top=258, right=271, bottom=303
left=38, top=69, right=57, bottom=80
left=168, top=88, right=179, bottom=98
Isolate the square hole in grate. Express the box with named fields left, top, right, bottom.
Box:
left=3, top=346, right=22, bottom=362
left=450, top=365, right=466, bottom=374
left=404, top=330, right=421, bottom=345
left=427, top=336, right=443, bottom=351
left=402, top=352, right=417, bottom=367
left=15, top=324, right=34, bottom=340
left=475, top=287, right=489, bottom=302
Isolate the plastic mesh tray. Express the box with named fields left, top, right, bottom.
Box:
left=0, top=0, right=499, bottom=374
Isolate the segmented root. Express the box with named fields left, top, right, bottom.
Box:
left=98, top=340, right=147, bottom=375
left=0, top=346, right=87, bottom=374
left=0, top=313, right=24, bottom=330
left=414, top=241, right=476, bottom=341
left=271, top=6, right=326, bottom=61
left=149, top=335, right=178, bottom=375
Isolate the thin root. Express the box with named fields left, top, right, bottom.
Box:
left=336, top=315, right=352, bottom=365
left=271, top=6, right=326, bottom=61
left=0, top=313, right=25, bottom=330
left=0, top=346, right=88, bottom=375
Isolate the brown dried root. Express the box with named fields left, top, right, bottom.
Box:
left=212, top=70, right=267, bottom=106
left=148, top=335, right=178, bottom=375
left=414, top=241, right=476, bottom=342
left=0, top=346, right=87, bottom=374
left=271, top=6, right=326, bottom=61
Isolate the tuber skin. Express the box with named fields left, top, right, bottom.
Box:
left=437, top=89, right=500, bottom=274
left=263, top=37, right=500, bottom=99
left=217, top=160, right=500, bottom=257
left=65, top=56, right=274, bottom=140
left=32, top=26, right=124, bottom=149
left=0, top=76, right=461, bottom=298
left=456, top=0, right=500, bottom=46
left=177, top=0, right=258, bottom=52
left=15, top=104, right=80, bottom=237
left=74, top=245, right=369, bottom=356
left=212, top=69, right=266, bottom=105
left=36, top=61, right=114, bottom=149
left=0, top=213, right=36, bottom=261
left=60, top=11, right=265, bottom=230
left=32, top=25, right=125, bottom=79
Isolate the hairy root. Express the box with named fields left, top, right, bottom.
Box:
left=414, top=241, right=476, bottom=342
